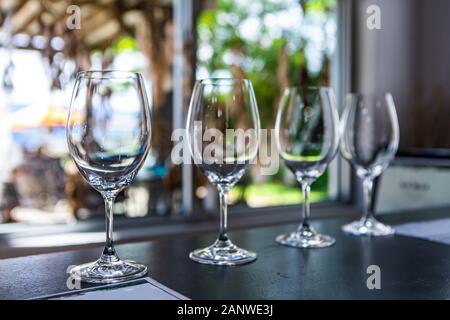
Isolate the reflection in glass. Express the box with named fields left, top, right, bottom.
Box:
left=67, top=71, right=151, bottom=283
left=186, top=78, right=260, bottom=265
left=340, top=93, right=399, bottom=236
left=275, top=87, right=340, bottom=248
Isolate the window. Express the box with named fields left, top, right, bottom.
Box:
left=194, top=0, right=338, bottom=209
left=0, top=0, right=340, bottom=229
left=0, top=1, right=179, bottom=224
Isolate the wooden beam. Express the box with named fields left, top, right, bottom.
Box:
left=11, top=0, right=41, bottom=33
left=84, top=19, right=121, bottom=46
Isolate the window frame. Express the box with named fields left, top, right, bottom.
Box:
left=173, top=0, right=355, bottom=218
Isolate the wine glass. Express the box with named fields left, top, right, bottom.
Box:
left=275, top=87, right=340, bottom=248
left=66, top=71, right=152, bottom=283
left=186, top=78, right=260, bottom=265
left=340, top=93, right=399, bottom=236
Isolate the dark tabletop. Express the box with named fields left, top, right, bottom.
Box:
left=1, top=209, right=450, bottom=300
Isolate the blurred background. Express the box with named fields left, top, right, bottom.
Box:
left=0, top=0, right=448, bottom=257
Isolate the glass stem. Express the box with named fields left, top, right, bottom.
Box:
left=300, top=183, right=311, bottom=229
left=362, top=177, right=374, bottom=221
left=102, top=194, right=118, bottom=259
left=218, top=190, right=229, bottom=242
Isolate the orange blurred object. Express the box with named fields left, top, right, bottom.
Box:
left=11, top=106, right=83, bottom=130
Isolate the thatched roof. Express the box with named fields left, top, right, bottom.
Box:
left=0, top=0, right=173, bottom=51
left=1, top=0, right=177, bottom=100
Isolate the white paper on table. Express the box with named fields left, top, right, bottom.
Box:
left=33, top=277, right=189, bottom=300
left=375, top=166, right=450, bottom=213
left=395, top=218, right=450, bottom=246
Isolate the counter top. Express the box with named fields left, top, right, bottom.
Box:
left=1, top=208, right=450, bottom=299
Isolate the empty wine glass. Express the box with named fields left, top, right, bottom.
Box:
left=340, top=93, right=399, bottom=236
left=275, top=87, right=340, bottom=248
left=186, top=78, right=260, bottom=265
left=67, top=71, right=152, bottom=283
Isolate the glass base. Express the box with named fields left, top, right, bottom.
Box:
left=70, top=254, right=147, bottom=284
left=342, top=217, right=395, bottom=236
left=189, top=239, right=257, bottom=266
left=276, top=225, right=335, bottom=248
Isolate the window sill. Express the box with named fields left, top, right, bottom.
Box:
left=0, top=202, right=357, bottom=259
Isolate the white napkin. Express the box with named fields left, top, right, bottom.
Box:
left=36, top=277, right=189, bottom=300
left=395, top=218, right=450, bottom=245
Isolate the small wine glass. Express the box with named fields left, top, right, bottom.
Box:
left=186, top=78, right=260, bottom=265
left=275, top=87, right=340, bottom=248
left=67, top=71, right=152, bottom=283
left=340, top=92, right=399, bottom=236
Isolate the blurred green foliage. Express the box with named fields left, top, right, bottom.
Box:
left=197, top=0, right=336, bottom=206
left=197, top=0, right=336, bottom=127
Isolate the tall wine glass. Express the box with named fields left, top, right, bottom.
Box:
left=186, top=78, right=260, bottom=265
left=275, top=87, right=340, bottom=248
left=67, top=71, right=152, bottom=283
left=340, top=93, right=399, bottom=236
